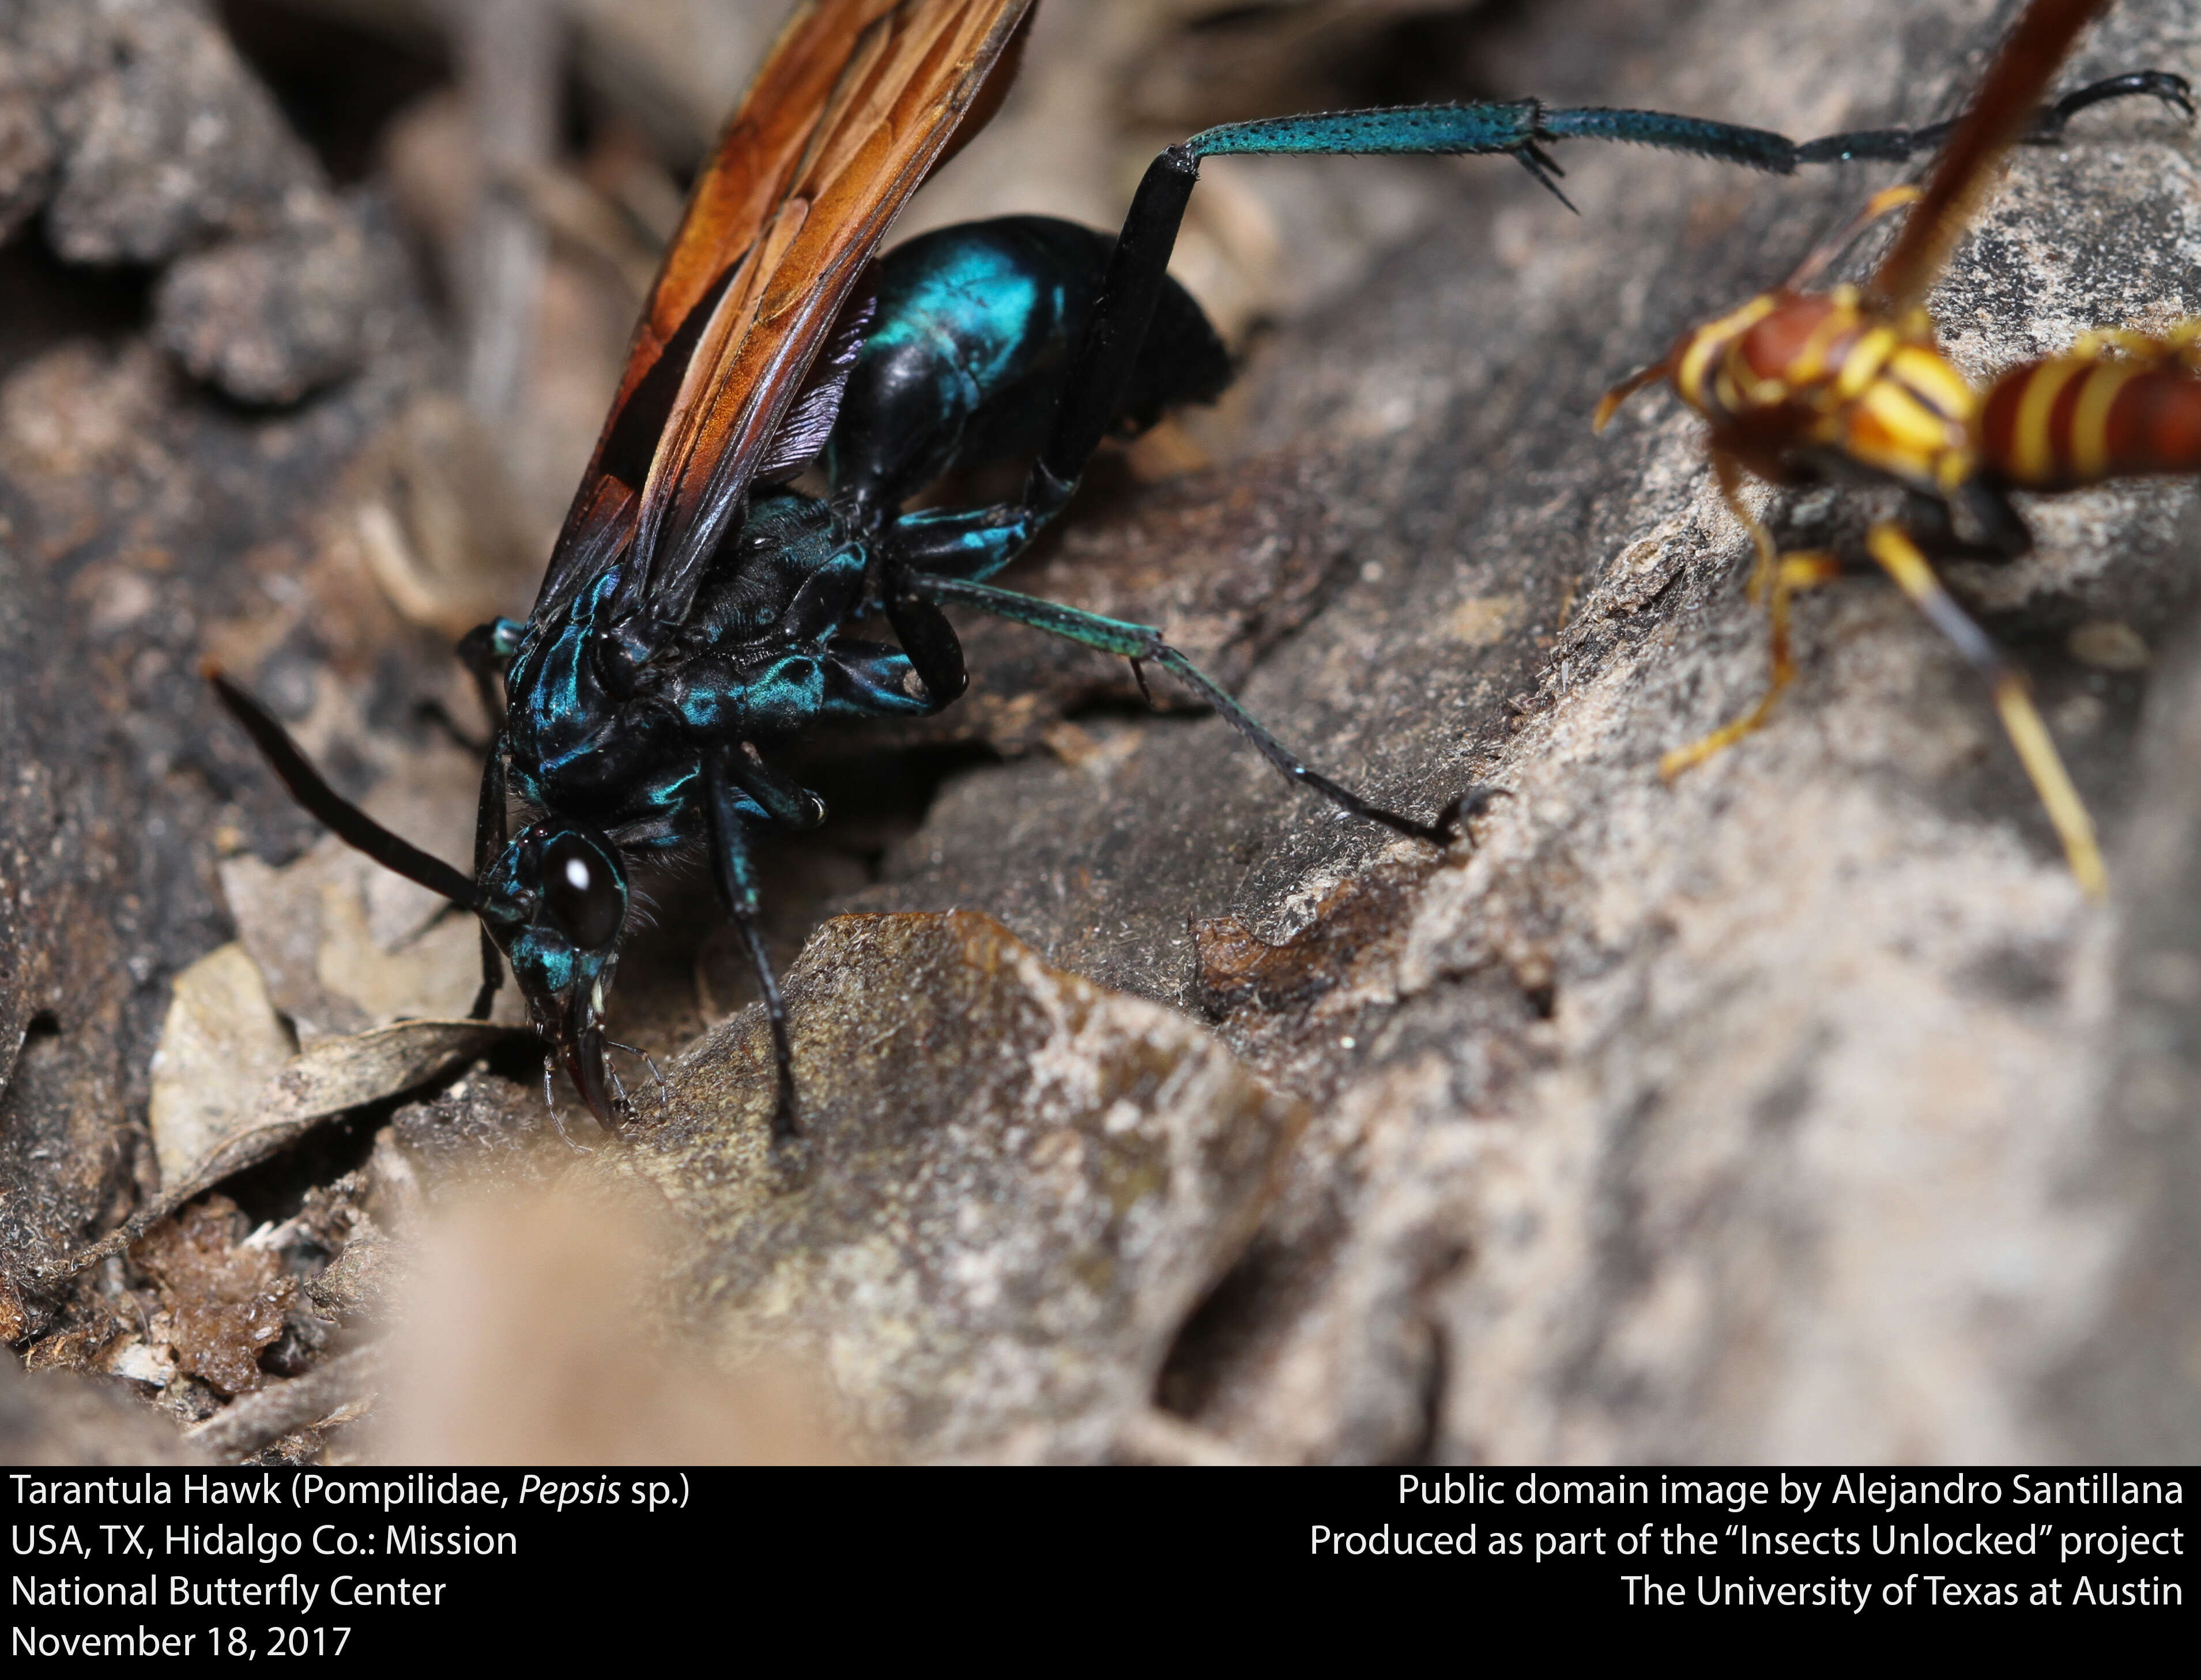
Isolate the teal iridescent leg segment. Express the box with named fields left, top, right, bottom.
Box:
left=912, top=574, right=1458, bottom=846
left=1186, top=74, right=2195, bottom=204
left=1032, top=72, right=2195, bottom=495
left=1185, top=102, right=1794, bottom=210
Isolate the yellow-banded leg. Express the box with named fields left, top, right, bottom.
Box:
left=1864, top=523, right=2107, bottom=899
left=1658, top=552, right=1844, bottom=778
left=1659, top=456, right=1844, bottom=779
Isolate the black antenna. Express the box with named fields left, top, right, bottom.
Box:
left=207, top=666, right=485, bottom=910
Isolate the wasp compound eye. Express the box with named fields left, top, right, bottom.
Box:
left=540, top=832, right=624, bottom=950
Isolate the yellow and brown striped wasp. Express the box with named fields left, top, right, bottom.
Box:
left=1596, top=0, right=2196, bottom=897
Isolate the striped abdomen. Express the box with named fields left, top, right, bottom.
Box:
left=1980, top=353, right=2201, bottom=491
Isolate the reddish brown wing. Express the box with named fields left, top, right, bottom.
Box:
left=1871, top=0, right=2108, bottom=312
left=532, top=0, right=1034, bottom=626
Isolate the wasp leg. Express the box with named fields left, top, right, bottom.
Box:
left=2022, top=71, right=2194, bottom=140
left=1034, top=104, right=1810, bottom=502
left=995, top=103, right=1838, bottom=549
left=414, top=697, right=492, bottom=758
left=702, top=747, right=798, bottom=1142
left=722, top=744, right=827, bottom=831
left=872, top=82, right=2162, bottom=581
left=1863, top=525, right=2106, bottom=899
left=1660, top=550, right=1843, bottom=780
left=1901, top=484, right=2033, bottom=562
left=469, top=920, right=502, bottom=1024
left=877, top=567, right=970, bottom=706
left=1793, top=71, right=2193, bottom=163
left=1710, top=453, right=1781, bottom=609
left=879, top=504, right=1042, bottom=585
left=816, top=638, right=959, bottom=721
left=606, top=1039, right=672, bottom=1107
left=457, top=619, right=525, bottom=1022
left=542, top=1053, right=595, bottom=1154
left=911, top=572, right=1460, bottom=846
left=457, top=616, right=524, bottom=732
left=1594, top=352, right=1682, bottom=434
left=1197, top=103, right=1801, bottom=176
left=1660, top=455, right=1845, bottom=779
left=468, top=743, right=508, bottom=1020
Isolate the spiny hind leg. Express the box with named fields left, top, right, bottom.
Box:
left=909, top=571, right=1464, bottom=845
left=1659, top=457, right=1842, bottom=779
left=1863, top=525, right=2106, bottom=899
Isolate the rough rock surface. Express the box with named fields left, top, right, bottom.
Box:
left=36, top=0, right=321, bottom=265
left=0, top=1355, right=205, bottom=1463
left=3, top=0, right=402, bottom=400
left=153, top=192, right=403, bottom=404
left=2048, top=614, right=2201, bottom=1460
left=375, top=913, right=1303, bottom=1463
left=632, top=913, right=1303, bottom=1462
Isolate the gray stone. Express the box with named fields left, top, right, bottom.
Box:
left=154, top=195, right=401, bottom=404
left=624, top=913, right=1304, bottom=1463
left=41, top=0, right=325, bottom=265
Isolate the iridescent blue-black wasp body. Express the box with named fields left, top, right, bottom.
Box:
left=210, top=0, right=2181, bottom=1142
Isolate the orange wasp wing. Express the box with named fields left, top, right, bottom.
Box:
left=532, top=0, right=1035, bottom=627
left=1871, top=0, right=2109, bottom=312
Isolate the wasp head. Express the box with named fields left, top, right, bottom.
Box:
left=483, top=822, right=630, bottom=1129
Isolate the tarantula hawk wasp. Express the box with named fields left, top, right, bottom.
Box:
left=1595, top=0, right=2196, bottom=898
left=208, top=0, right=2188, bottom=1143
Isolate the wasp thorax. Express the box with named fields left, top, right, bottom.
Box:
left=540, top=830, right=625, bottom=950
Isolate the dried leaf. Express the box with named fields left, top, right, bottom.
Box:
left=148, top=942, right=294, bottom=1189
left=50, top=1019, right=520, bottom=1280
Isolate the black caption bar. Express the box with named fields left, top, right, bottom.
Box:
left=5, top=1466, right=2191, bottom=1651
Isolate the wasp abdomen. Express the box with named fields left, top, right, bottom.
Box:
left=1981, top=352, right=2201, bottom=489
